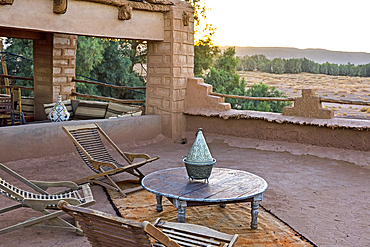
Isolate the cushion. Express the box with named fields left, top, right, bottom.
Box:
left=44, top=99, right=73, bottom=120
left=18, top=97, right=34, bottom=116
left=74, top=100, right=108, bottom=120
left=108, top=111, right=143, bottom=119
left=104, top=102, right=142, bottom=119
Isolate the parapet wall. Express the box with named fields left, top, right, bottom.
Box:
left=185, top=109, right=370, bottom=152
left=184, top=77, right=370, bottom=152
left=0, top=115, right=162, bottom=162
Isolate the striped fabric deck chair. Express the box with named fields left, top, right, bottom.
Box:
left=58, top=201, right=239, bottom=247
left=62, top=123, right=159, bottom=198
left=0, top=163, right=95, bottom=235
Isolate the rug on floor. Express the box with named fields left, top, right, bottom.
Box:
left=106, top=180, right=315, bottom=247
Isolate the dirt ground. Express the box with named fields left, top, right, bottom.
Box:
left=239, top=71, right=370, bottom=120
left=1, top=133, right=370, bottom=246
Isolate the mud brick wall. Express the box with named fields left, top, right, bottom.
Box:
left=146, top=1, right=194, bottom=141
left=33, top=33, right=76, bottom=120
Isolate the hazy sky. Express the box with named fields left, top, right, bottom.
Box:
left=200, top=0, right=370, bottom=53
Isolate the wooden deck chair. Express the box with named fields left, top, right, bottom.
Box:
left=58, top=201, right=239, bottom=247
left=0, top=163, right=95, bottom=235
left=10, top=88, right=25, bottom=125
left=62, top=123, right=160, bottom=198
left=0, top=94, right=13, bottom=126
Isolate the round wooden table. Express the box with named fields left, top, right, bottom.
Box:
left=141, top=167, right=268, bottom=229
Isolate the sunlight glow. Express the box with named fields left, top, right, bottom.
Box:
left=200, top=0, right=370, bottom=53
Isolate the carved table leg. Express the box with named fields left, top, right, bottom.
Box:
left=156, top=195, right=163, bottom=212
left=251, top=200, right=260, bottom=229
left=173, top=199, right=187, bottom=223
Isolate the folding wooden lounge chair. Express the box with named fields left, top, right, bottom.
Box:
left=62, top=123, right=159, bottom=198
left=58, top=201, right=239, bottom=247
left=0, top=163, right=95, bottom=235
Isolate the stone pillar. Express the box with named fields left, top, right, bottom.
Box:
left=52, top=34, right=77, bottom=100
left=33, top=33, right=76, bottom=120
left=146, top=1, right=194, bottom=142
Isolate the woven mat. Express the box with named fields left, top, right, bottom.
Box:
left=107, top=180, right=314, bottom=247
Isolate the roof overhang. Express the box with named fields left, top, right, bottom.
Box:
left=0, top=0, right=167, bottom=40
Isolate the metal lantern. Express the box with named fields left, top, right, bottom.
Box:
left=183, top=128, right=216, bottom=182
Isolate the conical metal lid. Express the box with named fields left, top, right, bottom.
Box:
left=185, top=128, right=213, bottom=164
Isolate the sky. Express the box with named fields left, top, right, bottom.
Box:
left=199, top=0, right=370, bottom=53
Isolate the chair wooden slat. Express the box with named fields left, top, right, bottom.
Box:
left=162, top=229, right=221, bottom=246
left=59, top=202, right=239, bottom=247
left=63, top=123, right=160, bottom=197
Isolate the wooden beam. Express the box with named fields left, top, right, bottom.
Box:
left=73, top=78, right=146, bottom=90
left=0, top=39, right=9, bottom=95
left=71, top=91, right=145, bottom=104
left=320, top=97, right=370, bottom=106
left=118, top=4, right=132, bottom=20
left=0, top=74, right=34, bottom=81
left=0, top=0, right=14, bottom=5
left=210, top=92, right=296, bottom=102
left=0, top=27, right=46, bottom=40
left=0, top=85, right=34, bottom=91
left=53, top=0, right=68, bottom=14
left=75, top=0, right=172, bottom=12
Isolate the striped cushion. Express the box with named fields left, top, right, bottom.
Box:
left=44, top=99, right=73, bottom=120
left=104, top=102, right=141, bottom=119
left=18, top=97, right=34, bottom=116
left=74, top=100, right=108, bottom=120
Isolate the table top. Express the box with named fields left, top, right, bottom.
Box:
left=141, top=167, right=268, bottom=203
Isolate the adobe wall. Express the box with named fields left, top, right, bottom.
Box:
left=0, top=0, right=164, bottom=40
left=0, top=115, right=163, bottom=162
left=186, top=115, right=370, bottom=151
left=184, top=77, right=370, bottom=152
left=146, top=1, right=194, bottom=142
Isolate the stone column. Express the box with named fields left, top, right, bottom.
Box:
left=33, top=33, right=76, bottom=120
left=146, top=1, right=194, bottom=142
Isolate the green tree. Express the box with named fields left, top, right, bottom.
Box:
left=204, top=47, right=247, bottom=109
left=242, top=82, right=292, bottom=113
left=285, top=59, right=302, bottom=74
left=328, top=63, right=339, bottom=76
left=185, top=0, right=219, bottom=76
left=214, top=47, right=238, bottom=73
left=194, top=35, right=220, bottom=76
left=245, top=57, right=257, bottom=71
left=89, top=41, right=145, bottom=100
left=3, top=38, right=34, bottom=96
left=272, top=58, right=285, bottom=74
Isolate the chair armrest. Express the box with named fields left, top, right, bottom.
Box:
left=142, top=221, right=181, bottom=247
left=90, top=160, right=118, bottom=170
left=123, top=152, right=151, bottom=162
left=29, top=180, right=80, bottom=191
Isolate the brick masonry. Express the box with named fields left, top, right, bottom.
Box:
left=146, top=1, right=194, bottom=141
left=33, top=33, right=77, bottom=120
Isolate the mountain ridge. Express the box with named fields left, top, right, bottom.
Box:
left=224, top=46, right=370, bottom=65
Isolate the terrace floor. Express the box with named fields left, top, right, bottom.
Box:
left=1, top=132, right=370, bottom=247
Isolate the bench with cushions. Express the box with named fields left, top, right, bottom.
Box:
left=44, top=99, right=143, bottom=120
left=18, top=97, right=142, bottom=121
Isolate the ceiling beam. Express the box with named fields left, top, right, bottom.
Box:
left=0, top=27, right=46, bottom=40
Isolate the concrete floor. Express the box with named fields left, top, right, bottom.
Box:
left=1, top=132, right=370, bottom=247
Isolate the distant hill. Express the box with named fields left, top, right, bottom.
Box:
left=225, top=47, right=370, bottom=66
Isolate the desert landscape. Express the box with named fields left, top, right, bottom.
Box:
left=239, top=71, right=370, bottom=120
